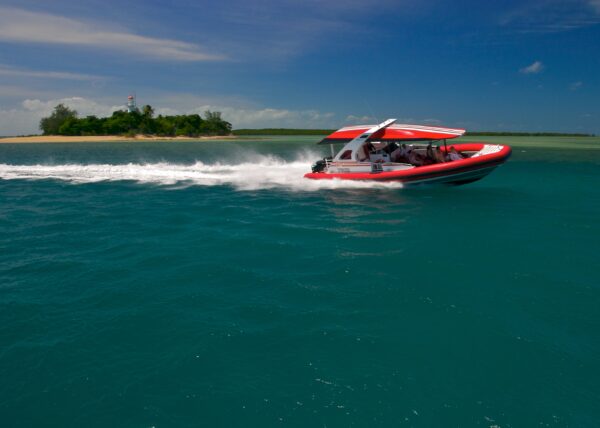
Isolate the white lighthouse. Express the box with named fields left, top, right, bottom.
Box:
left=127, top=94, right=137, bottom=113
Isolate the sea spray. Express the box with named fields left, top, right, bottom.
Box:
left=0, top=152, right=403, bottom=191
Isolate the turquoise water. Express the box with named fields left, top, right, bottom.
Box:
left=1, top=137, right=599, bottom=427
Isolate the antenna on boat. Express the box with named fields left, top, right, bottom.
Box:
left=364, top=100, right=380, bottom=124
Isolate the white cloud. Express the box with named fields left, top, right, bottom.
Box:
left=193, top=0, right=405, bottom=61
left=520, top=60, right=544, bottom=74
left=0, top=7, right=224, bottom=62
left=421, top=118, right=442, bottom=124
left=0, top=64, right=104, bottom=81
left=570, top=81, right=583, bottom=90
left=0, top=108, right=39, bottom=136
left=589, top=0, right=600, bottom=13
left=188, top=105, right=336, bottom=129
left=20, top=97, right=123, bottom=116
left=0, top=96, right=339, bottom=135
left=0, top=84, right=63, bottom=99
left=500, top=1, right=600, bottom=33
left=345, top=115, right=377, bottom=124
left=0, top=97, right=125, bottom=136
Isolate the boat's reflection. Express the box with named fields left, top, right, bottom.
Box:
left=318, top=189, right=421, bottom=240
left=315, top=184, right=518, bottom=242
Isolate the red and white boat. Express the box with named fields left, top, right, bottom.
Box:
left=304, top=119, right=511, bottom=186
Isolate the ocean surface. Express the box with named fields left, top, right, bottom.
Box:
left=1, top=136, right=599, bottom=427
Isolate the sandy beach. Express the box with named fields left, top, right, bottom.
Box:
left=0, top=135, right=237, bottom=143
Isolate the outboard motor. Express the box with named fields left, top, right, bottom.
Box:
left=311, top=157, right=332, bottom=173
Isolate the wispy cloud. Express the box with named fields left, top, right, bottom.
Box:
left=0, top=84, right=64, bottom=100
left=193, top=0, right=403, bottom=61
left=520, top=60, right=544, bottom=74
left=20, top=97, right=123, bottom=115
left=570, top=81, right=583, bottom=90
left=0, top=64, right=104, bottom=81
left=499, top=0, right=600, bottom=33
left=0, top=7, right=224, bottom=62
left=188, top=105, right=336, bottom=129
left=345, top=115, right=377, bottom=124
left=589, top=0, right=600, bottom=13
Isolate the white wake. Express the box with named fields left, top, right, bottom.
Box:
left=0, top=153, right=403, bottom=191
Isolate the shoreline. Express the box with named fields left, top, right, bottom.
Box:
left=0, top=134, right=237, bottom=144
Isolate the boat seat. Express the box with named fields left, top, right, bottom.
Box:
left=472, top=144, right=502, bottom=157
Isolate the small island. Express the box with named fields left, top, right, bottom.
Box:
left=2, top=103, right=595, bottom=144
left=1, top=102, right=234, bottom=143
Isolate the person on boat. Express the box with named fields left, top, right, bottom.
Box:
left=390, top=145, right=401, bottom=162
left=391, top=143, right=409, bottom=162
left=433, top=146, right=446, bottom=163
left=448, top=146, right=464, bottom=161
left=426, top=142, right=434, bottom=160
left=408, top=149, right=426, bottom=166
left=357, top=144, right=370, bottom=161
left=385, top=142, right=399, bottom=154
left=383, top=142, right=395, bottom=156
left=420, top=143, right=435, bottom=165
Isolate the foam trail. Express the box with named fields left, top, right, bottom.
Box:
left=0, top=153, right=403, bottom=191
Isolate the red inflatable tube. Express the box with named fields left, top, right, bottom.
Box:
left=304, top=143, right=512, bottom=185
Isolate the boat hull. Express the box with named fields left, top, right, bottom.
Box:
left=304, top=143, right=511, bottom=186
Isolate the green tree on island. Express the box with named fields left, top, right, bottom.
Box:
left=39, top=104, right=232, bottom=137
left=40, top=104, right=78, bottom=135
left=142, top=105, right=154, bottom=118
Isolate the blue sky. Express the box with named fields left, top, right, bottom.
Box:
left=0, top=0, right=599, bottom=135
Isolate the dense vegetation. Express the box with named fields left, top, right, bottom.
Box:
left=40, top=104, right=232, bottom=137
left=38, top=107, right=594, bottom=138
left=39, top=104, right=78, bottom=135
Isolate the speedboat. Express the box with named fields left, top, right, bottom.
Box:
left=304, top=119, right=511, bottom=186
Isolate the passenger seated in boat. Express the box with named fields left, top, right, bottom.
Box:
left=391, top=148, right=400, bottom=161
left=448, top=146, right=464, bottom=161
left=401, top=143, right=411, bottom=158
left=420, top=143, right=435, bottom=165
left=391, top=143, right=409, bottom=162
left=357, top=144, right=370, bottom=161
left=357, top=142, right=377, bottom=162
left=426, top=142, right=434, bottom=160
left=433, top=146, right=446, bottom=163
left=339, top=149, right=352, bottom=160
left=384, top=142, right=398, bottom=154
left=408, top=149, right=426, bottom=166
